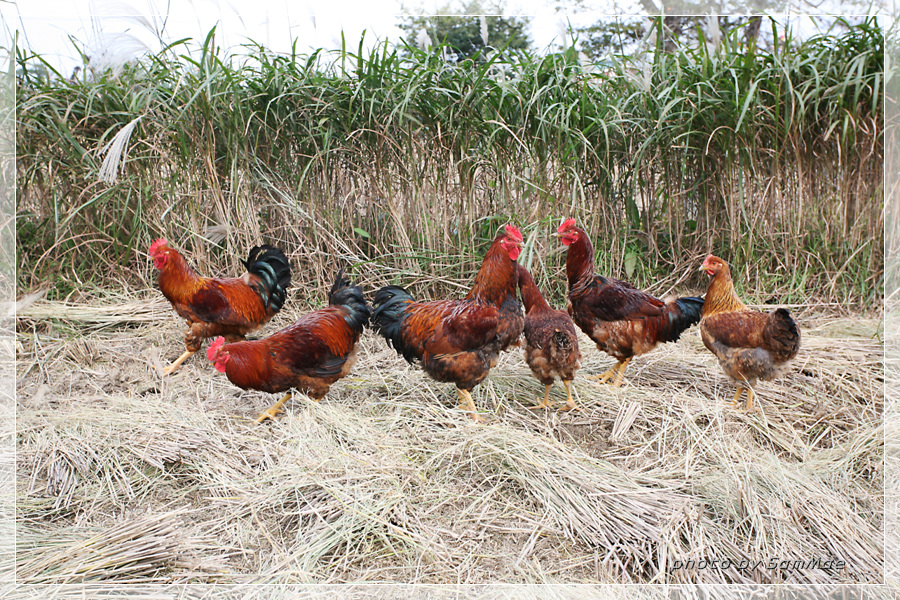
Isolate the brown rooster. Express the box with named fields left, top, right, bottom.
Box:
left=699, top=255, right=801, bottom=410
left=517, top=264, right=581, bottom=411
left=150, top=239, right=291, bottom=375
left=371, top=225, right=525, bottom=421
left=207, top=269, right=369, bottom=422
left=557, top=218, right=703, bottom=386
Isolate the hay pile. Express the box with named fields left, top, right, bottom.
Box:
left=15, top=296, right=884, bottom=584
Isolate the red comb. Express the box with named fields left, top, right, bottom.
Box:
left=557, top=218, right=576, bottom=234
left=504, top=224, right=523, bottom=242
left=207, top=337, right=226, bottom=362
left=149, top=238, right=168, bottom=256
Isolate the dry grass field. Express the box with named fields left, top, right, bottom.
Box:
left=14, top=293, right=883, bottom=585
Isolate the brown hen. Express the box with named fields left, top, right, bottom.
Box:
left=517, top=264, right=581, bottom=411
left=699, top=255, right=801, bottom=410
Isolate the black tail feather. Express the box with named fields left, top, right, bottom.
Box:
left=372, top=285, right=417, bottom=363
left=552, top=329, right=574, bottom=352
left=663, top=296, right=704, bottom=343
left=328, top=267, right=371, bottom=333
left=244, top=245, right=292, bottom=313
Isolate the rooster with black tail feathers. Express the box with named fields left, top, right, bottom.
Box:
left=556, top=219, right=703, bottom=387
left=149, top=239, right=292, bottom=375
left=207, top=268, right=370, bottom=423
left=371, top=225, right=525, bottom=422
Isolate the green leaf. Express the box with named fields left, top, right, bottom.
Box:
left=624, top=248, right=638, bottom=279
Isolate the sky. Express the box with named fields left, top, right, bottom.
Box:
left=2, top=0, right=887, bottom=76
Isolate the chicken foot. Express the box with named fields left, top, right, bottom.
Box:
left=457, top=389, right=485, bottom=423
left=729, top=386, right=756, bottom=412
left=256, top=392, right=293, bottom=424
left=529, top=384, right=554, bottom=410
left=162, top=350, right=195, bottom=376
left=589, top=357, right=631, bottom=387
left=559, top=380, right=578, bottom=411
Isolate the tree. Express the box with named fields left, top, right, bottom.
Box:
left=398, top=0, right=532, bottom=61
left=554, top=0, right=786, bottom=60
left=572, top=18, right=647, bottom=61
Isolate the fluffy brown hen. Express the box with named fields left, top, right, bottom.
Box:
left=517, top=264, right=581, bottom=411
left=699, top=255, right=801, bottom=410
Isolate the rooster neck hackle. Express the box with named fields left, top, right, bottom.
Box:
left=702, top=265, right=747, bottom=317
left=565, top=227, right=596, bottom=288
left=466, top=236, right=518, bottom=305
left=157, top=250, right=204, bottom=301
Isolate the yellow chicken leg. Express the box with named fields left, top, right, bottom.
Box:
left=162, top=350, right=195, bottom=376
left=744, top=387, right=756, bottom=412
left=589, top=357, right=631, bottom=387
left=529, top=384, right=554, bottom=410
left=558, top=380, right=579, bottom=412
left=610, top=357, right=631, bottom=387
left=256, top=392, right=293, bottom=424
left=588, top=363, right=620, bottom=383
left=729, top=386, right=746, bottom=409
left=457, top=389, right=485, bottom=423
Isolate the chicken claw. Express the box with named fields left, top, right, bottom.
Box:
left=557, top=380, right=579, bottom=412
left=727, top=386, right=757, bottom=412
left=590, top=357, right=630, bottom=387
left=256, top=392, right=293, bottom=424
left=162, top=350, right=195, bottom=376
left=588, top=366, right=618, bottom=383
left=745, top=388, right=755, bottom=411
left=529, top=385, right=554, bottom=410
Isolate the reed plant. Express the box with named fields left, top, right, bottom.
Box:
left=16, top=18, right=884, bottom=308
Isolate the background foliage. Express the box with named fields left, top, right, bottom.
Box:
left=16, top=17, right=885, bottom=308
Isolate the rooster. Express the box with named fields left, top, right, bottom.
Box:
left=149, top=239, right=291, bottom=375
left=699, top=255, right=801, bottom=410
left=557, top=218, right=703, bottom=386
left=371, top=225, right=525, bottom=422
left=517, top=264, right=581, bottom=411
left=207, top=269, right=370, bottom=423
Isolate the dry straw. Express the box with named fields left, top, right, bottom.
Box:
left=15, top=295, right=883, bottom=584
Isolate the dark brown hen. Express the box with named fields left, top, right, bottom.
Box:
left=517, top=264, right=581, bottom=411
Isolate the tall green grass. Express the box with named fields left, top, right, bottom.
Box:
left=16, top=18, right=884, bottom=308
